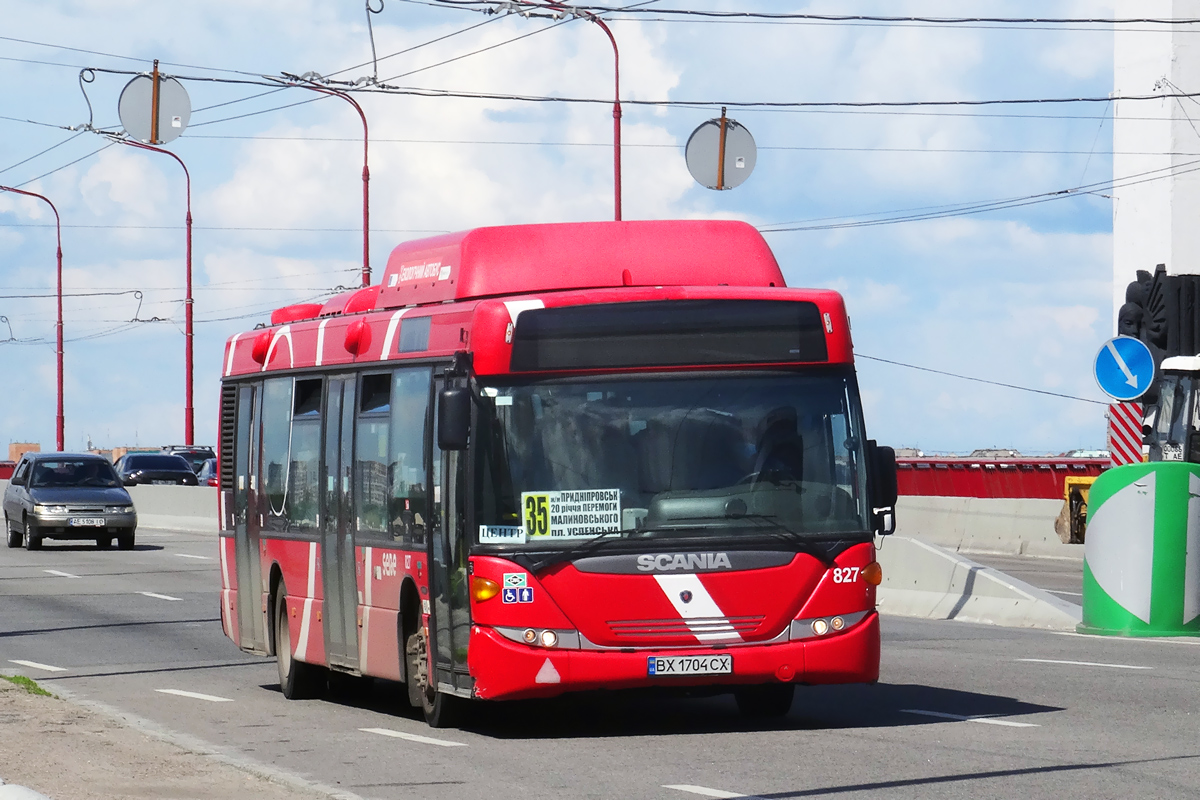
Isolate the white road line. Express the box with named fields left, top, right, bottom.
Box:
left=175, top=554, right=211, bottom=560
left=42, top=569, right=80, bottom=579
left=664, top=786, right=751, bottom=799
left=359, top=727, right=467, bottom=748
left=8, top=660, right=66, bottom=673
left=155, top=689, right=233, bottom=703
left=138, top=591, right=182, bottom=601
left=1050, top=590, right=1083, bottom=597
left=901, top=709, right=1040, bottom=728
left=1016, top=658, right=1152, bottom=670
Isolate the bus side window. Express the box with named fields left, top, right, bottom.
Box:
left=389, top=367, right=432, bottom=547
left=355, top=373, right=392, bottom=542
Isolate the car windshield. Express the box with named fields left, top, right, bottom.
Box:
left=474, top=370, right=869, bottom=547
left=29, top=459, right=121, bottom=488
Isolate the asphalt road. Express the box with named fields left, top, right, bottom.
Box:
left=1, top=530, right=1198, bottom=800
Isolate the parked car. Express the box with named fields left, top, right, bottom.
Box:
left=162, top=446, right=216, bottom=474
left=2, top=453, right=137, bottom=550
left=114, top=453, right=199, bottom=486
left=196, top=458, right=218, bottom=487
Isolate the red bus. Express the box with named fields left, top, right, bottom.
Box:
left=217, top=220, right=898, bottom=727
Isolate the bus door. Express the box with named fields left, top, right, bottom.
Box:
left=428, top=374, right=473, bottom=696
left=323, top=376, right=360, bottom=669
left=233, top=383, right=267, bottom=653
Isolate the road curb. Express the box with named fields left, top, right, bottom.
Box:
left=876, top=535, right=1082, bottom=630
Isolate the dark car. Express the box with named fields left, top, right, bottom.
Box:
left=2, top=453, right=137, bottom=550
left=162, top=446, right=216, bottom=474
left=114, top=453, right=199, bottom=486
left=196, top=458, right=218, bottom=487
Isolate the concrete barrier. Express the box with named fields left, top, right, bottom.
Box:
left=896, top=495, right=1082, bottom=559
left=126, top=485, right=217, bottom=533
left=876, top=535, right=1082, bottom=630
left=0, top=480, right=216, bottom=534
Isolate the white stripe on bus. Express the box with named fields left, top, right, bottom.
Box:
left=295, top=541, right=317, bottom=662
left=316, top=318, right=330, bottom=367
left=224, top=333, right=241, bottom=377
left=652, top=574, right=742, bottom=643
left=379, top=310, right=408, bottom=361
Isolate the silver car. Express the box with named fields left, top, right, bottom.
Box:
left=3, top=453, right=137, bottom=550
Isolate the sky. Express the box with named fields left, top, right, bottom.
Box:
left=0, top=0, right=1121, bottom=455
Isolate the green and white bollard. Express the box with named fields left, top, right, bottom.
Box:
left=1080, top=462, right=1200, bottom=636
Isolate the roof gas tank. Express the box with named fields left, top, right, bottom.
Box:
left=376, top=220, right=785, bottom=309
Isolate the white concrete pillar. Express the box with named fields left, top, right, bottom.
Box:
left=1113, top=1, right=1200, bottom=327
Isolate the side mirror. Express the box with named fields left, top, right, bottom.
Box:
left=866, top=440, right=898, bottom=535
left=9, top=473, right=24, bottom=487
left=438, top=387, right=471, bottom=451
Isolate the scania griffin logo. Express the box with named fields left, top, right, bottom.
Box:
left=679, top=590, right=693, bottom=603
left=636, top=553, right=733, bottom=572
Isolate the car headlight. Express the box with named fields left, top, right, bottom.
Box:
left=105, top=506, right=134, bottom=514
left=36, top=505, right=68, bottom=515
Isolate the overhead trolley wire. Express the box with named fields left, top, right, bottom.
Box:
left=424, top=2, right=1200, bottom=26
left=855, top=354, right=1108, bottom=406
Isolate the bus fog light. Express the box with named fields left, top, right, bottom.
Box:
left=811, top=619, right=829, bottom=636
left=523, top=629, right=537, bottom=644
left=540, top=630, right=558, bottom=648
left=831, top=616, right=845, bottom=631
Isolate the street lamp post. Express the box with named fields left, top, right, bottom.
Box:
left=111, top=139, right=195, bottom=446
left=541, top=1, right=622, bottom=221
left=284, top=76, right=372, bottom=287
left=0, top=186, right=64, bottom=451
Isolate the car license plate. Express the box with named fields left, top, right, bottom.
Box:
left=647, top=654, right=732, bottom=677
left=152, top=480, right=175, bottom=485
left=68, top=517, right=105, bottom=527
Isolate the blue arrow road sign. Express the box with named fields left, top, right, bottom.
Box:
left=1094, top=336, right=1155, bottom=401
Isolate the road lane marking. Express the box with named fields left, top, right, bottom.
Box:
left=155, top=689, right=233, bottom=703
left=8, top=660, right=66, bottom=673
left=359, top=727, right=466, bottom=748
left=138, top=591, right=182, bottom=601
left=900, top=709, right=1039, bottom=728
left=175, top=554, right=211, bottom=560
left=1017, top=658, right=1152, bottom=670
left=664, top=786, right=752, bottom=799
left=1050, top=590, right=1083, bottom=597
left=43, top=570, right=80, bottom=579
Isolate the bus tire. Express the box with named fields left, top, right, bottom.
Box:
left=407, top=628, right=463, bottom=728
left=275, top=586, right=323, bottom=700
left=734, top=684, right=794, bottom=718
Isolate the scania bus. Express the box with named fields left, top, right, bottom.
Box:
left=217, top=219, right=897, bottom=727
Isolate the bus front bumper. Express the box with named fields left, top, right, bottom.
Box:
left=468, top=611, right=880, bottom=701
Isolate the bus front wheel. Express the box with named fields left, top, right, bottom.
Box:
left=275, top=587, right=323, bottom=699
left=406, top=628, right=463, bottom=728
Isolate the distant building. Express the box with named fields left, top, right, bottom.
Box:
left=8, top=443, right=39, bottom=462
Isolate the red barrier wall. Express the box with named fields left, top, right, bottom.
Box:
left=896, top=458, right=1108, bottom=500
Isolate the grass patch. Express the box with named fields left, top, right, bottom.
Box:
left=1, top=674, right=53, bottom=697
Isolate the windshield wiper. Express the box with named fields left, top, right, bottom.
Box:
left=527, top=530, right=627, bottom=573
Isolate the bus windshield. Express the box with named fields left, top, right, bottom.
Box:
left=474, top=370, right=869, bottom=546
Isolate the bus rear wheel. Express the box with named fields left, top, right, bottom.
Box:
left=275, top=586, right=323, bottom=699
left=734, top=683, right=795, bottom=718
left=406, top=628, right=463, bottom=728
